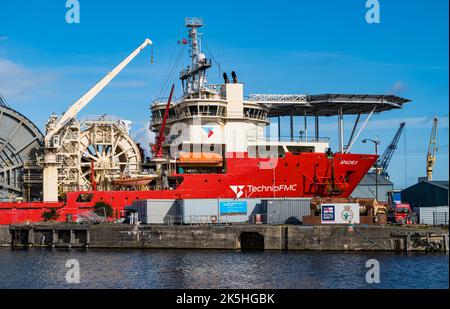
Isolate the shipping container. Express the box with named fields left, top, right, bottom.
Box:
left=129, top=199, right=179, bottom=224
left=262, top=198, right=311, bottom=224
left=180, top=199, right=218, bottom=224
left=180, top=198, right=262, bottom=224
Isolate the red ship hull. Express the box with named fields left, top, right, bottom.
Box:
left=0, top=152, right=377, bottom=224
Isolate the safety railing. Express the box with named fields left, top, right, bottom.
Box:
left=248, top=136, right=330, bottom=143
left=125, top=214, right=267, bottom=226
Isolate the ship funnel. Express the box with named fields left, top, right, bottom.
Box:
left=231, top=71, right=238, bottom=83
left=223, top=72, right=230, bottom=84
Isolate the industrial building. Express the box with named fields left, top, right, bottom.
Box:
left=402, top=180, right=449, bottom=225
left=351, top=173, right=394, bottom=202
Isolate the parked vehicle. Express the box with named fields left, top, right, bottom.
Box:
left=394, top=203, right=416, bottom=224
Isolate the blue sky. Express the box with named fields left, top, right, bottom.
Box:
left=0, top=0, right=448, bottom=188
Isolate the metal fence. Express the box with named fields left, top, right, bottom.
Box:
left=432, top=212, right=449, bottom=226
left=126, top=214, right=266, bottom=226
left=419, top=207, right=449, bottom=226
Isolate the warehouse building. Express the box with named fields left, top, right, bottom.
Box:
left=401, top=180, right=449, bottom=225
left=351, top=173, right=394, bottom=202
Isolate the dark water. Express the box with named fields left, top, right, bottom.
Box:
left=0, top=248, right=447, bottom=289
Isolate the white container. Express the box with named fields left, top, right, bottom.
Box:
left=179, top=198, right=262, bottom=224
left=180, top=199, right=218, bottom=224
left=262, top=198, right=311, bottom=224
left=130, top=199, right=178, bottom=224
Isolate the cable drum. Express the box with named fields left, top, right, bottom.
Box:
left=0, top=105, right=44, bottom=200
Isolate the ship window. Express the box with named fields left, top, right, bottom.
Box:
left=286, top=146, right=315, bottom=153
left=244, top=107, right=267, bottom=120
left=189, top=106, right=198, bottom=116
left=218, top=106, right=225, bottom=117
left=208, top=105, right=218, bottom=116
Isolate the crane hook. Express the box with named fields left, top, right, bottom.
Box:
left=150, top=45, right=154, bottom=64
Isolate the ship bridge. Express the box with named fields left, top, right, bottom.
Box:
left=247, top=93, right=411, bottom=153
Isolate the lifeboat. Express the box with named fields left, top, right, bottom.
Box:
left=177, top=152, right=223, bottom=167
left=111, top=175, right=156, bottom=187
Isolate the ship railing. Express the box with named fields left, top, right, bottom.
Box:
left=23, top=160, right=41, bottom=169
left=150, top=111, right=269, bottom=127
left=151, top=97, right=182, bottom=106
left=80, top=115, right=123, bottom=123
left=247, top=93, right=308, bottom=103
left=134, top=215, right=232, bottom=226
left=248, top=136, right=330, bottom=143
left=208, top=84, right=223, bottom=96
left=185, top=17, right=203, bottom=27
left=135, top=215, right=269, bottom=226
left=80, top=115, right=131, bottom=131
left=151, top=87, right=222, bottom=107
left=22, top=174, right=43, bottom=183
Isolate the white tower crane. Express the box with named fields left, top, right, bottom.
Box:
left=43, top=38, right=153, bottom=202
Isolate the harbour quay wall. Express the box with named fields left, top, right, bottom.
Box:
left=287, top=225, right=448, bottom=251
left=88, top=224, right=285, bottom=250
left=0, top=225, right=10, bottom=247
left=6, top=223, right=449, bottom=252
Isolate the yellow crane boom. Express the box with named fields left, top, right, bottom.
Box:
left=426, top=117, right=438, bottom=181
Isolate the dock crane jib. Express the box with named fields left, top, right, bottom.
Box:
left=426, top=117, right=438, bottom=181
left=42, top=38, right=153, bottom=202
left=376, top=122, right=405, bottom=178
left=44, top=38, right=153, bottom=148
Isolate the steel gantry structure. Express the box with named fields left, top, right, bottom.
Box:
left=376, top=122, right=406, bottom=178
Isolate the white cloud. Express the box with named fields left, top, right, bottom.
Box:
left=131, top=121, right=155, bottom=157
left=0, top=57, right=57, bottom=101
left=389, top=80, right=408, bottom=94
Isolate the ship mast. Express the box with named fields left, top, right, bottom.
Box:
left=180, top=17, right=212, bottom=96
